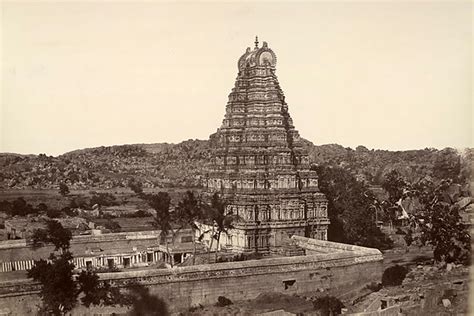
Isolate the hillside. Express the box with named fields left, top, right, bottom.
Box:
left=0, top=140, right=470, bottom=190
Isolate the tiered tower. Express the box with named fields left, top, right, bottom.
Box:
left=206, top=38, right=329, bottom=253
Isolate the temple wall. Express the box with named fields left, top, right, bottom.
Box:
left=0, top=238, right=383, bottom=315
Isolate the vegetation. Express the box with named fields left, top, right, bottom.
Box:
left=205, top=193, right=237, bottom=261
left=412, top=180, right=470, bottom=264
left=131, top=190, right=179, bottom=266
left=215, top=296, right=233, bottom=307
left=28, top=251, right=77, bottom=314
left=27, top=220, right=127, bottom=315
left=0, top=197, right=41, bottom=216
left=216, top=252, right=264, bottom=263
left=76, top=270, right=126, bottom=307
left=175, top=191, right=204, bottom=265
left=89, top=192, right=117, bottom=207
left=381, top=171, right=471, bottom=265
left=59, top=183, right=69, bottom=196
left=314, top=165, right=393, bottom=250
left=365, top=282, right=382, bottom=292
left=0, top=141, right=469, bottom=191
left=312, top=295, right=344, bottom=316
left=126, top=283, right=169, bottom=316
left=381, top=265, right=408, bottom=286
left=31, top=219, right=72, bottom=251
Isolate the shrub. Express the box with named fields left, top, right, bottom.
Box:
left=366, top=282, right=382, bottom=292
left=395, top=227, right=406, bottom=235
left=90, top=193, right=117, bottom=207
left=188, top=304, right=203, bottom=312
left=46, top=208, right=62, bottom=218
left=382, top=265, right=408, bottom=287
left=216, top=252, right=264, bottom=263
left=313, top=295, right=344, bottom=316
left=69, top=196, right=89, bottom=209
left=37, top=203, right=48, bottom=213
left=215, top=296, right=233, bottom=307
left=103, top=220, right=121, bottom=232
left=62, top=207, right=78, bottom=217
left=404, top=230, right=413, bottom=247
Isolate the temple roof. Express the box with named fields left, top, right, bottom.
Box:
left=238, top=38, right=277, bottom=71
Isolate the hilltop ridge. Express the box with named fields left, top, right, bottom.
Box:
left=0, top=139, right=470, bottom=190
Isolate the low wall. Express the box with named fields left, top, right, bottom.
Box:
left=0, top=237, right=383, bottom=314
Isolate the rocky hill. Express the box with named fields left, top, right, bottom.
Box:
left=0, top=139, right=470, bottom=190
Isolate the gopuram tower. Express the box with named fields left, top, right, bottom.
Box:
left=205, top=38, right=330, bottom=253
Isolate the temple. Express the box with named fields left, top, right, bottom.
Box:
left=205, top=38, right=330, bottom=253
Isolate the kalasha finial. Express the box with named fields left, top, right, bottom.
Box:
left=255, top=36, right=259, bottom=48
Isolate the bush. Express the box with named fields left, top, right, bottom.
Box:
left=69, top=196, right=89, bottom=209
left=313, top=295, right=344, bottom=316
left=395, top=227, right=406, bottom=235
left=404, top=230, right=413, bottom=247
left=119, top=210, right=150, bottom=218
left=382, top=265, right=408, bottom=287
left=188, top=304, right=203, bottom=312
left=62, top=207, right=78, bottom=217
left=103, top=220, right=121, bottom=232
left=215, top=296, right=233, bottom=307
left=366, top=282, right=382, bottom=292
left=216, top=252, right=264, bottom=263
left=90, top=193, right=117, bottom=207
left=47, top=208, right=62, bottom=218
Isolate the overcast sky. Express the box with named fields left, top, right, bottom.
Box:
left=2, top=1, right=472, bottom=156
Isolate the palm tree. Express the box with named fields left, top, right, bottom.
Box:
left=146, top=192, right=174, bottom=267
left=175, top=191, right=205, bottom=265
left=207, top=193, right=237, bottom=262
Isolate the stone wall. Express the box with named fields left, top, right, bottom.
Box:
left=0, top=237, right=383, bottom=314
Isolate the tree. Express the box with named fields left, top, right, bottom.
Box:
left=175, top=191, right=204, bottom=265
left=28, top=251, right=77, bottom=315
left=90, top=192, right=117, bottom=207
left=412, top=179, right=470, bottom=264
left=126, top=283, right=168, bottom=316
left=59, top=183, right=70, bottom=196
left=145, top=192, right=175, bottom=266
left=313, top=295, right=344, bottom=316
left=37, top=203, right=48, bottom=213
left=314, top=165, right=393, bottom=250
left=381, top=175, right=471, bottom=265
left=130, top=185, right=179, bottom=267
left=205, top=193, right=236, bottom=261
left=69, top=195, right=89, bottom=209
left=77, top=270, right=127, bottom=307
left=6, top=197, right=36, bottom=216
left=32, top=219, right=72, bottom=252
left=28, top=221, right=127, bottom=314
left=128, top=178, right=144, bottom=195
left=433, top=148, right=461, bottom=181
left=381, top=265, right=408, bottom=286
left=382, top=170, right=407, bottom=204
left=47, top=208, right=62, bottom=218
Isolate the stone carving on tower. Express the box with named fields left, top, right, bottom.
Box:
left=205, top=38, right=330, bottom=253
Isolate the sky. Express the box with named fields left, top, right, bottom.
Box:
left=1, top=1, right=472, bottom=156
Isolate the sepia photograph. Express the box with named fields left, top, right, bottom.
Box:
left=0, top=1, right=472, bottom=315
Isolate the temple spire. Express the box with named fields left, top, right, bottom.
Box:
left=254, top=36, right=259, bottom=48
